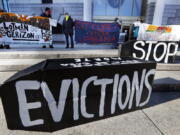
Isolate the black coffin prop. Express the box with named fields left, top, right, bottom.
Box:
left=0, top=57, right=157, bottom=132
left=120, top=40, right=179, bottom=63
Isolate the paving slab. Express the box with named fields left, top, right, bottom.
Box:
left=0, top=99, right=161, bottom=135
left=0, top=72, right=16, bottom=84
left=144, top=92, right=180, bottom=135
left=154, top=71, right=180, bottom=82
left=0, top=59, right=45, bottom=71
left=153, top=71, right=180, bottom=91
left=156, top=64, right=180, bottom=71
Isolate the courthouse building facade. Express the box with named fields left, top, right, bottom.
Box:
left=1, top=0, right=180, bottom=25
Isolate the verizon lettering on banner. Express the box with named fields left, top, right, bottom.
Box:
left=0, top=12, right=54, bottom=45
left=0, top=57, right=156, bottom=132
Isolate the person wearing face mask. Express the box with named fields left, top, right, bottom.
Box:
left=41, top=7, right=52, bottom=18
left=62, top=13, right=74, bottom=48
left=41, top=7, right=54, bottom=48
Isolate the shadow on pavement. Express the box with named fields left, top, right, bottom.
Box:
left=153, top=77, right=180, bottom=91
left=148, top=91, right=180, bottom=107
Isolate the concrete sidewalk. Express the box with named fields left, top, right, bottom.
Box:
left=0, top=92, right=180, bottom=135
left=0, top=44, right=179, bottom=134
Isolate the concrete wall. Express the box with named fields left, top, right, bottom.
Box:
left=9, top=0, right=83, bottom=3
left=53, top=0, right=83, bottom=3
left=9, top=3, right=83, bottom=20
left=162, top=5, right=180, bottom=25
left=9, top=0, right=41, bottom=3
left=0, top=0, right=3, bottom=9
left=153, top=0, right=180, bottom=25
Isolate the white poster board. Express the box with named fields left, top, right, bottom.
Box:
left=137, top=23, right=180, bottom=41
left=0, top=12, right=56, bottom=45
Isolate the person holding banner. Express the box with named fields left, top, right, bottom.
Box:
left=113, top=18, right=121, bottom=49
left=41, top=7, right=54, bottom=48
left=132, top=18, right=143, bottom=40
left=41, top=7, right=52, bottom=18
left=62, top=13, right=74, bottom=48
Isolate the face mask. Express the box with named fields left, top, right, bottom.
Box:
left=65, top=15, right=69, bottom=21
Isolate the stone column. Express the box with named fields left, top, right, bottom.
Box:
left=0, top=0, right=3, bottom=9
left=83, top=0, right=92, bottom=21
left=152, top=0, right=165, bottom=25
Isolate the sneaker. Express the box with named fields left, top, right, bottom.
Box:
left=42, top=45, right=46, bottom=48
left=4, top=45, right=10, bottom=49
left=49, top=45, right=54, bottom=48
left=0, top=45, right=3, bottom=49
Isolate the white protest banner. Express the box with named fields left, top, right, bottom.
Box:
left=0, top=12, right=56, bottom=45
left=137, top=23, right=180, bottom=41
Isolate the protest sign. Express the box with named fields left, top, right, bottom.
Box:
left=0, top=57, right=156, bottom=132
left=75, top=20, right=120, bottom=44
left=120, top=40, right=179, bottom=63
left=0, top=12, right=54, bottom=45
left=137, top=23, right=180, bottom=41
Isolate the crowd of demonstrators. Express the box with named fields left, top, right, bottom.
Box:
left=0, top=6, right=143, bottom=50
left=40, top=8, right=75, bottom=49
left=39, top=9, right=142, bottom=49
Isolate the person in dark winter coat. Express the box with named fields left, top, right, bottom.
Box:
left=41, top=7, right=52, bottom=18
left=62, top=13, right=74, bottom=48
left=40, top=7, right=53, bottom=48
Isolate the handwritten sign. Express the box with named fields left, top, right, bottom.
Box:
left=137, top=23, right=180, bottom=41
left=120, top=40, right=179, bottom=63
left=0, top=12, right=53, bottom=45
left=0, top=57, right=156, bottom=132
left=75, top=20, right=120, bottom=44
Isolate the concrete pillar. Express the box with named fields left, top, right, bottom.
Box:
left=152, top=0, right=165, bottom=25
left=0, top=0, right=3, bottom=9
left=83, top=0, right=92, bottom=21
left=2, top=0, right=10, bottom=12
left=152, top=0, right=180, bottom=25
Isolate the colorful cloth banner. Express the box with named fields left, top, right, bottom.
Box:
left=75, top=20, right=120, bottom=44
left=137, top=23, right=180, bottom=41
left=0, top=12, right=56, bottom=45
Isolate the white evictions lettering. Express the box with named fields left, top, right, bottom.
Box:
left=15, top=68, right=155, bottom=127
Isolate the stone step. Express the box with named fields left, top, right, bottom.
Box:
left=175, top=51, right=180, bottom=60
left=156, top=64, right=180, bottom=71
left=153, top=71, right=180, bottom=91
left=0, top=48, right=179, bottom=71
left=0, top=59, right=179, bottom=72
left=0, top=49, right=118, bottom=59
